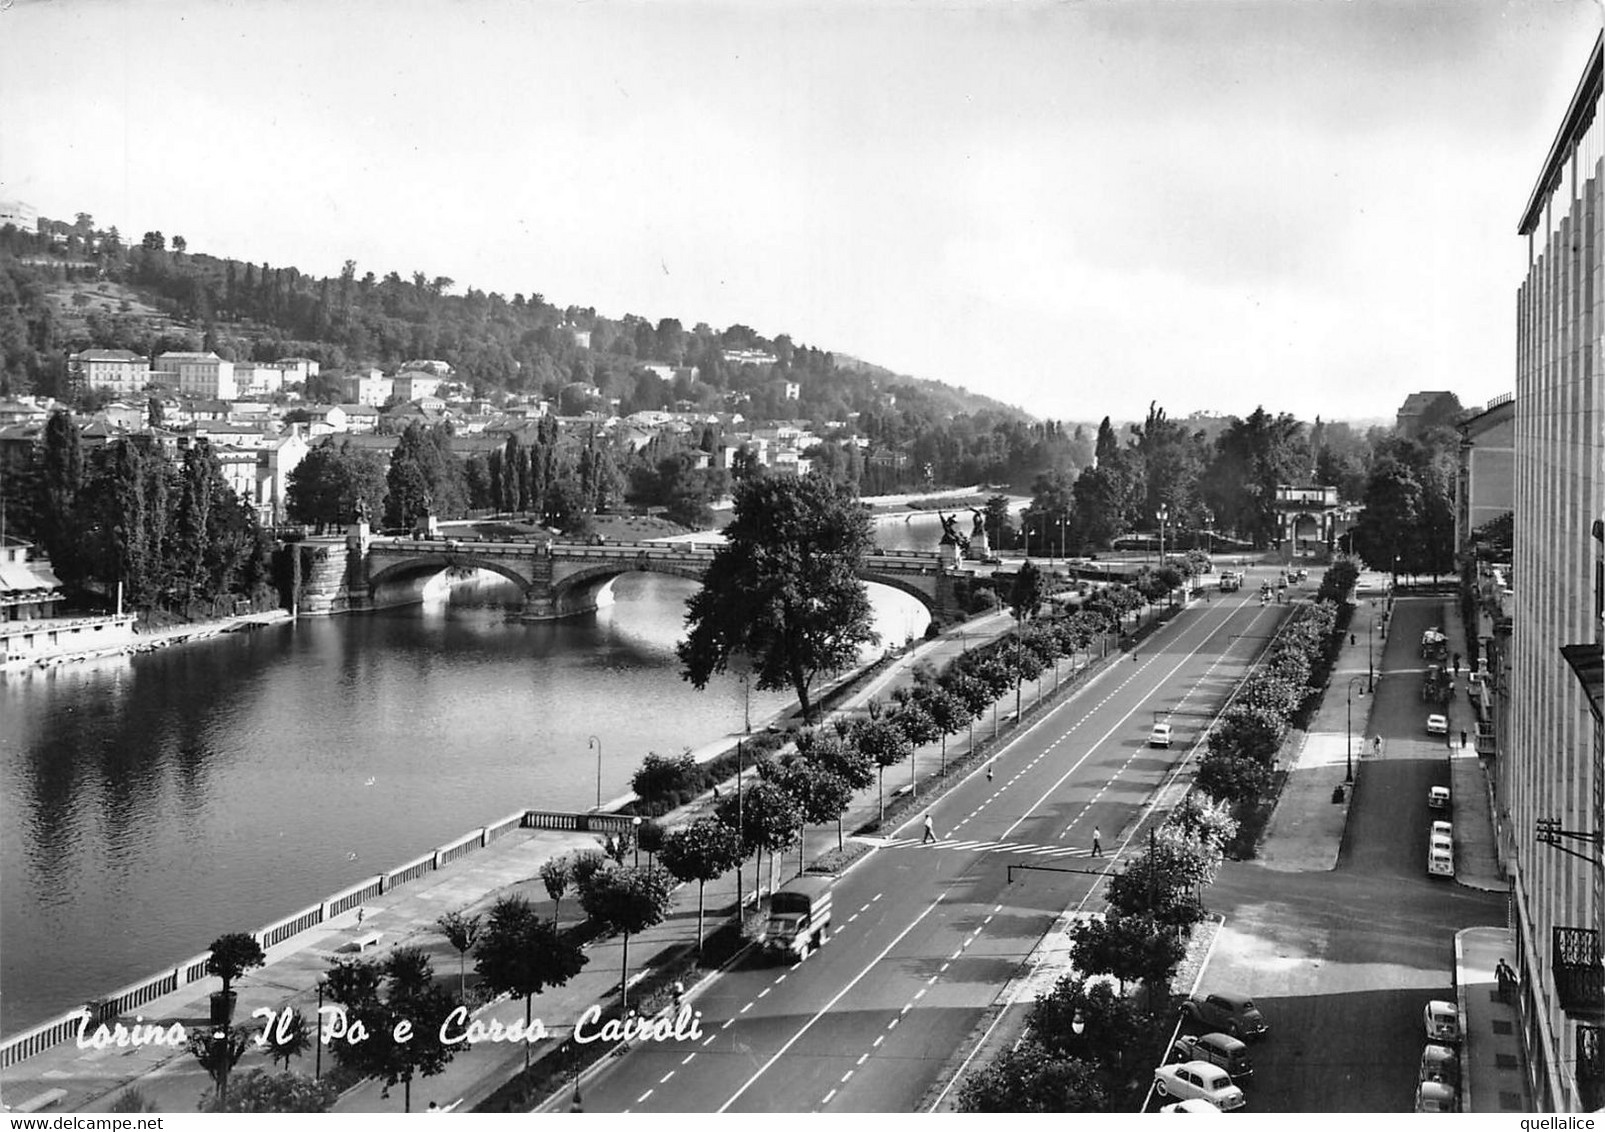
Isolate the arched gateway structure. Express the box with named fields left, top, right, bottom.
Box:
left=301, top=529, right=971, bottom=621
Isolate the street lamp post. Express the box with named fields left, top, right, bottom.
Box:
left=588, top=735, right=602, bottom=810
left=1157, top=505, right=1169, bottom=565
left=212, top=1027, right=230, bottom=1112
left=1043, top=516, right=1055, bottom=571
left=1057, top=517, right=1067, bottom=565
left=314, top=973, right=327, bottom=1080
left=632, top=816, right=642, bottom=867
left=1345, top=676, right=1367, bottom=784
left=1366, top=608, right=1375, bottom=693
left=739, top=673, right=751, bottom=734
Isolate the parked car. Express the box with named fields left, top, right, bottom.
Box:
left=1427, top=843, right=1455, bottom=878
left=1181, top=992, right=1268, bottom=1039
left=1169, top=1032, right=1254, bottom=1081
left=1431, top=820, right=1454, bottom=841
left=1428, top=786, right=1452, bottom=811
left=1152, top=1061, right=1246, bottom=1111
left=1419, top=1043, right=1461, bottom=1088
left=1415, top=1080, right=1458, bottom=1112
left=1426, top=713, right=1449, bottom=736
left=1160, top=1098, right=1224, bottom=1113
left=1424, top=1000, right=1461, bottom=1044
left=1150, top=722, right=1173, bottom=748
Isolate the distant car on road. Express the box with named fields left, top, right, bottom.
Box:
left=1152, top=1061, right=1246, bottom=1111
left=1181, top=992, right=1268, bottom=1040
left=1427, top=842, right=1455, bottom=878
left=1428, top=786, right=1451, bottom=811
left=1426, top=713, right=1449, bottom=736
left=1424, top=1000, right=1461, bottom=1044
left=1431, top=820, right=1453, bottom=842
left=1149, top=722, right=1173, bottom=748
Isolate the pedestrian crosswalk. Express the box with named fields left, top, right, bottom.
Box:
left=851, top=834, right=1100, bottom=859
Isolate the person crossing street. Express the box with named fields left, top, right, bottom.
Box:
left=1091, top=827, right=1103, bottom=857
left=922, top=813, right=938, bottom=844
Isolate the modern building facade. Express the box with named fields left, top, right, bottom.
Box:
left=1507, top=30, right=1605, bottom=1113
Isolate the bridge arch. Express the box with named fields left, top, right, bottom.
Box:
left=547, top=560, right=709, bottom=616
left=367, top=554, right=535, bottom=597
left=855, top=570, right=939, bottom=615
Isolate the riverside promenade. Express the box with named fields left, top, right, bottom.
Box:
left=1, top=587, right=1151, bottom=1114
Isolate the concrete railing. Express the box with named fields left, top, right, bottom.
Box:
left=0, top=806, right=626, bottom=1069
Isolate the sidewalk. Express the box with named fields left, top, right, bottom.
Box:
left=1258, top=593, right=1384, bottom=871
left=2, top=593, right=1117, bottom=1115
left=1456, top=928, right=1528, bottom=1113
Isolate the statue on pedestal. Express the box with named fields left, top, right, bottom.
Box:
left=966, top=508, right=991, bottom=560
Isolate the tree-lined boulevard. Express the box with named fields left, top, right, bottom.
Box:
left=575, top=587, right=1292, bottom=1112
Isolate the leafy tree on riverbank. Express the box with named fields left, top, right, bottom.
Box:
left=577, top=865, right=674, bottom=1008
left=659, top=817, right=744, bottom=950
left=678, top=472, right=877, bottom=722
left=472, top=896, right=587, bottom=1070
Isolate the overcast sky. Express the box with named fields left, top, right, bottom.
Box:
left=2, top=0, right=1598, bottom=424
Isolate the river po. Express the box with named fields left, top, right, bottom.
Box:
left=0, top=514, right=950, bottom=1036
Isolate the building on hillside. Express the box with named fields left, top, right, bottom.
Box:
left=196, top=421, right=275, bottom=449
left=233, top=362, right=289, bottom=397
left=783, top=380, right=801, bottom=401
left=1456, top=393, right=1516, bottom=561
left=1502, top=31, right=1605, bottom=1113
left=70, top=349, right=150, bottom=396
left=561, top=323, right=591, bottom=350
left=392, top=370, right=442, bottom=401
left=0, top=399, right=53, bottom=425
left=400, top=359, right=453, bottom=377
left=300, top=405, right=348, bottom=437
left=99, top=402, right=148, bottom=431
left=0, top=200, right=38, bottom=232
left=344, top=368, right=392, bottom=407
left=157, top=352, right=236, bottom=400
left=1395, top=390, right=1461, bottom=437
left=275, top=357, right=320, bottom=383
left=337, top=404, right=380, bottom=434
left=722, top=348, right=778, bottom=367
left=255, top=426, right=310, bottom=526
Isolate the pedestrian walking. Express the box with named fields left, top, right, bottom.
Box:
left=1453, top=653, right=1462, bottom=674
left=922, top=814, right=937, bottom=844
left=1373, top=735, right=1383, bottom=755
left=356, top=906, right=365, bottom=926
left=986, top=761, right=995, bottom=782
left=1091, top=827, right=1102, bottom=857
left=1350, top=633, right=1356, bottom=646
left=1496, top=958, right=1517, bottom=1000
left=1461, top=729, right=1468, bottom=749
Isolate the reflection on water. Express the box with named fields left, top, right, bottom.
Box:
left=0, top=569, right=927, bottom=1035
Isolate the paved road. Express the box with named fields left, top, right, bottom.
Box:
left=579, top=587, right=1296, bottom=1112
left=1193, top=593, right=1506, bottom=1112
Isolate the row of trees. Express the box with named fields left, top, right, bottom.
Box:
left=1193, top=562, right=1354, bottom=820
left=6, top=411, right=276, bottom=613
left=960, top=792, right=1239, bottom=1111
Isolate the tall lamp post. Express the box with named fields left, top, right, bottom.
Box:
left=588, top=735, right=603, bottom=810
left=1367, top=604, right=1376, bottom=693
left=738, top=672, right=751, bottom=734
left=631, top=816, right=642, bottom=866
left=212, top=1027, right=231, bottom=1112
left=1157, top=505, right=1169, bottom=565
left=314, top=973, right=327, bottom=1080
left=1345, top=675, right=1367, bottom=783
left=1056, top=516, right=1067, bottom=565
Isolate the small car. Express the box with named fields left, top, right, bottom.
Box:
left=1170, top=1032, right=1254, bottom=1081
left=1181, top=992, right=1268, bottom=1039
left=1149, top=722, right=1173, bottom=748
left=1160, top=1098, right=1224, bottom=1113
left=1419, top=1043, right=1461, bottom=1088
left=1431, top=820, right=1453, bottom=842
left=1153, top=1061, right=1246, bottom=1111
left=1428, top=786, right=1452, bottom=811
left=1428, top=844, right=1455, bottom=878
left=1424, top=1000, right=1461, bottom=1044
left=1426, top=714, right=1449, bottom=736
left=1415, top=1080, right=1458, bottom=1113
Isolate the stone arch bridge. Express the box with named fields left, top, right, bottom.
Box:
left=300, top=533, right=973, bottom=621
